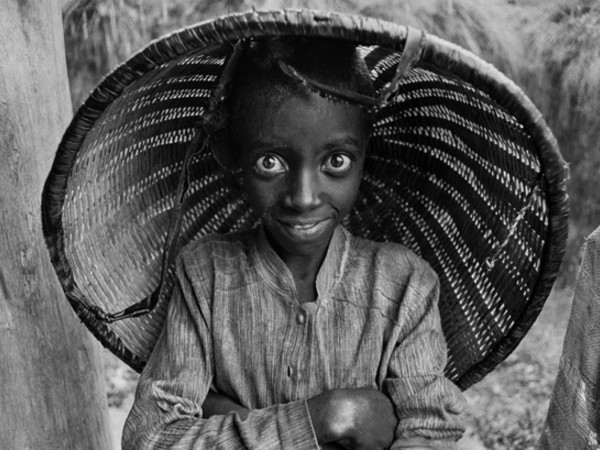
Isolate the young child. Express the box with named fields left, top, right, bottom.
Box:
left=123, top=38, right=466, bottom=450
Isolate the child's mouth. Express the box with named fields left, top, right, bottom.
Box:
left=290, top=222, right=319, bottom=230
left=278, top=219, right=330, bottom=237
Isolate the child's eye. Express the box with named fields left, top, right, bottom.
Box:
left=254, top=154, right=286, bottom=175
left=323, top=153, right=352, bottom=173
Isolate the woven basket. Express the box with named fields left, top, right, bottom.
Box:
left=42, top=10, right=569, bottom=390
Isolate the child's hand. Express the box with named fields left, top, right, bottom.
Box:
left=308, top=388, right=396, bottom=450
left=202, top=388, right=396, bottom=449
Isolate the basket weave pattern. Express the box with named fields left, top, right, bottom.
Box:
left=42, top=10, right=568, bottom=390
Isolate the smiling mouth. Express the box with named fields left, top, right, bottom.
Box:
left=277, top=219, right=330, bottom=235
left=288, top=222, right=321, bottom=230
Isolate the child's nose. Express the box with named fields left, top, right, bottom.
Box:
left=284, top=169, right=322, bottom=211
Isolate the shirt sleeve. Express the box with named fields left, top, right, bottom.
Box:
left=381, top=257, right=467, bottom=450
left=122, top=244, right=319, bottom=450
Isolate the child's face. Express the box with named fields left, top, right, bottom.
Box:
left=234, top=91, right=368, bottom=259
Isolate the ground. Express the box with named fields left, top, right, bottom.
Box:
left=104, top=287, right=572, bottom=450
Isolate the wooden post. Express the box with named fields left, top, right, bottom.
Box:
left=0, top=1, right=112, bottom=448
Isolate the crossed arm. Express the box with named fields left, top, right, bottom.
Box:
left=203, top=388, right=451, bottom=450
left=126, top=369, right=445, bottom=449
left=122, top=254, right=464, bottom=449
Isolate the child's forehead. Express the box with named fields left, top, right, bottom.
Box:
left=240, top=91, right=367, bottom=134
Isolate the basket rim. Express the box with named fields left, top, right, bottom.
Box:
left=41, top=9, right=569, bottom=389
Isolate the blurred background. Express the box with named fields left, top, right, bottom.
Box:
left=60, top=0, right=600, bottom=448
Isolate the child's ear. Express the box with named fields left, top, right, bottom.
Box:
left=210, top=128, right=239, bottom=171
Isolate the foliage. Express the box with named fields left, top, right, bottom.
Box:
left=63, top=0, right=147, bottom=73
left=62, top=0, right=149, bottom=107
left=523, top=1, right=600, bottom=283
left=360, top=0, right=526, bottom=79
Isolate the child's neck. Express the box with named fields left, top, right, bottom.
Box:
left=280, top=248, right=327, bottom=304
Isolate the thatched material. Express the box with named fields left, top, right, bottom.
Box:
left=527, top=2, right=600, bottom=137
left=63, top=0, right=148, bottom=73
left=63, top=0, right=151, bottom=108
left=360, top=0, right=526, bottom=80
left=522, top=1, right=600, bottom=279
left=62, top=0, right=527, bottom=106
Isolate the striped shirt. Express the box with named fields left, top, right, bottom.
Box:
left=123, top=225, right=466, bottom=449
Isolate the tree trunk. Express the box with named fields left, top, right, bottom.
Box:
left=0, top=1, right=112, bottom=449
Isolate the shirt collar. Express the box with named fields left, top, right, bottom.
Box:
left=250, top=224, right=349, bottom=303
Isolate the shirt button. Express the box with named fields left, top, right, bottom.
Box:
left=296, top=312, right=306, bottom=325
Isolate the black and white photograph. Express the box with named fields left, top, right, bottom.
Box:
left=1, top=1, right=598, bottom=449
